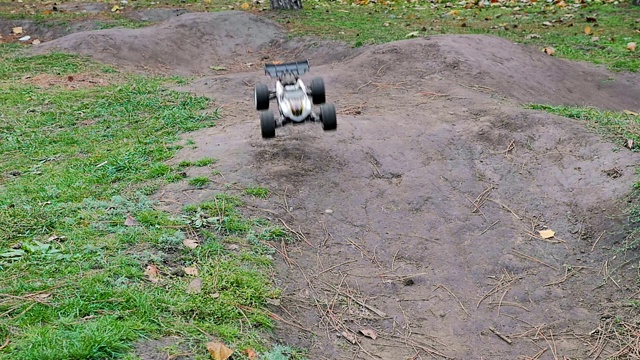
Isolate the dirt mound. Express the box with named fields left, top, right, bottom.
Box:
left=32, top=11, right=287, bottom=76
left=314, top=35, right=640, bottom=112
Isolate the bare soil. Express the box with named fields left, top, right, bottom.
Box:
left=27, top=11, right=640, bottom=359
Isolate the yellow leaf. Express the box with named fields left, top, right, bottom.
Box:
left=242, top=349, right=258, bottom=359
left=240, top=2, right=250, bottom=9
left=584, top=26, right=591, bottom=35
left=12, top=27, right=22, bottom=34
left=543, top=47, right=555, bottom=56
left=207, top=342, right=234, bottom=360
left=111, top=5, right=120, bottom=12
left=144, top=264, right=160, bottom=283
left=183, top=239, right=199, bottom=249
left=184, top=267, right=199, bottom=276
left=539, top=229, right=555, bottom=239
left=628, top=42, right=637, bottom=51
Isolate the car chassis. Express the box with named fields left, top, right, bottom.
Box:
left=254, top=60, right=337, bottom=138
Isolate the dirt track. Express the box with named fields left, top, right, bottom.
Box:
left=28, top=11, right=640, bottom=359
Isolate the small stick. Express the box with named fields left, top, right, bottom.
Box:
left=489, top=327, right=512, bottom=344
left=488, top=198, right=522, bottom=220
left=356, top=81, right=372, bottom=91
left=510, top=249, right=557, bottom=271
left=434, top=284, right=470, bottom=316
left=0, top=336, right=9, bottom=350
left=529, top=348, right=548, bottom=360
left=315, top=259, right=358, bottom=276
left=278, top=218, right=312, bottom=246
left=391, top=249, right=400, bottom=271
left=376, top=64, right=387, bottom=76
left=497, top=289, right=508, bottom=317
left=488, top=301, right=529, bottom=311
left=591, top=231, right=606, bottom=252
left=478, top=220, right=500, bottom=236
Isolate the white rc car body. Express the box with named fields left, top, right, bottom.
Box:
left=254, top=60, right=337, bottom=138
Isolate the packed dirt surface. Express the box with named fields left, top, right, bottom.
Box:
left=30, top=11, right=640, bottom=359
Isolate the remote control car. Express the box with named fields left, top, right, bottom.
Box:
left=254, top=60, right=337, bottom=138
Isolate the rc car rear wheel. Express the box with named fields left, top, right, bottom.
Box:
left=320, top=103, right=337, bottom=131
left=260, top=111, right=276, bottom=138
left=255, top=84, right=270, bottom=111
left=311, top=77, right=325, bottom=105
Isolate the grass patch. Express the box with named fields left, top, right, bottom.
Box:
left=245, top=186, right=270, bottom=199
left=525, top=104, right=640, bottom=148
left=0, top=44, right=299, bottom=359
left=188, top=176, right=211, bottom=187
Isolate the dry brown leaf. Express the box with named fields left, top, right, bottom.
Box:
left=624, top=110, right=639, bottom=116
left=184, top=267, right=199, bottom=276
left=186, top=278, right=203, bottom=294
left=543, top=47, right=555, bottom=56
left=240, top=2, right=250, bottom=9
left=12, top=27, right=22, bottom=34
left=360, top=328, right=378, bottom=340
left=341, top=331, right=358, bottom=344
left=584, top=26, right=591, bottom=35
left=539, top=229, right=555, bottom=239
left=628, top=42, right=637, bottom=51
left=144, top=264, right=160, bottom=283
left=183, top=238, right=199, bottom=249
left=124, top=214, right=140, bottom=226
left=627, top=139, right=635, bottom=149
left=207, top=342, right=234, bottom=360
left=32, top=39, right=41, bottom=45
left=242, top=348, right=258, bottom=359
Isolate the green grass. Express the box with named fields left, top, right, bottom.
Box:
left=245, top=186, right=270, bottom=199
left=188, top=176, right=211, bottom=187
left=525, top=104, right=640, bottom=149
left=0, top=45, right=298, bottom=360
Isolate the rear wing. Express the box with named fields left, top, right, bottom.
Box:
left=264, top=60, right=310, bottom=78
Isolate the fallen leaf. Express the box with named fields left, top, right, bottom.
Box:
left=186, top=278, right=203, bottom=294
left=35, top=293, right=51, bottom=299
left=542, top=21, right=553, bottom=27
left=240, top=2, right=250, bottom=9
left=124, top=214, right=140, bottom=226
left=184, top=266, right=199, bottom=276
left=211, top=292, right=220, bottom=299
left=12, top=27, right=22, bottom=34
left=183, top=238, right=199, bottom=249
left=543, top=47, right=555, bottom=56
left=627, top=139, right=634, bottom=149
left=18, top=35, right=31, bottom=42
left=360, top=328, right=378, bottom=340
left=144, top=264, right=160, bottom=283
left=242, top=348, right=258, bottom=359
left=111, top=5, right=120, bottom=12
left=525, top=33, right=541, bottom=40
left=46, top=234, right=66, bottom=242
left=624, top=110, right=639, bottom=116
left=584, top=26, right=591, bottom=35
left=341, top=331, right=358, bottom=344
left=210, top=66, right=227, bottom=71
left=539, top=229, right=555, bottom=239
left=207, top=342, right=234, bottom=360
left=586, top=16, right=597, bottom=23
left=265, top=298, right=281, bottom=306
left=628, top=42, right=637, bottom=51
left=32, top=39, right=41, bottom=45
left=405, top=31, right=420, bottom=38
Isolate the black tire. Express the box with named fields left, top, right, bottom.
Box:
left=320, top=103, right=337, bottom=131
left=260, top=111, right=276, bottom=138
left=311, top=77, right=325, bottom=105
left=255, top=84, right=270, bottom=111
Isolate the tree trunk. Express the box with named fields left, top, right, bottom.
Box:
left=271, top=0, right=302, bottom=10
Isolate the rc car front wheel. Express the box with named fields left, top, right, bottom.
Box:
left=260, top=111, right=276, bottom=138
left=320, top=103, right=337, bottom=131
left=255, top=84, right=270, bottom=111
left=311, top=77, right=325, bottom=105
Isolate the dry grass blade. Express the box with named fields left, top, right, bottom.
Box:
left=477, top=268, right=517, bottom=308
left=0, top=336, right=9, bottom=351
left=511, top=249, right=557, bottom=271
left=433, top=284, right=470, bottom=316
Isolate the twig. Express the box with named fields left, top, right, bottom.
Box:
left=478, top=220, right=500, bottom=236
left=391, top=249, right=400, bottom=271
left=0, top=336, right=9, bottom=351
left=357, top=81, right=372, bottom=91
left=315, top=259, right=358, bottom=276
left=489, top=327, right=512, bottom=344
left=324, top=283, right=387, bottom=318
left=278, top=218, right=312, bottom=246
left=591, top=231, right=606, bottom=252
left=528, top=348, right=548, bottom=360
left=488, top=198, right=523, bottom=220
left=434, top=284, right=470, bottom=316
left=510, top=249, right=557, bottom=271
